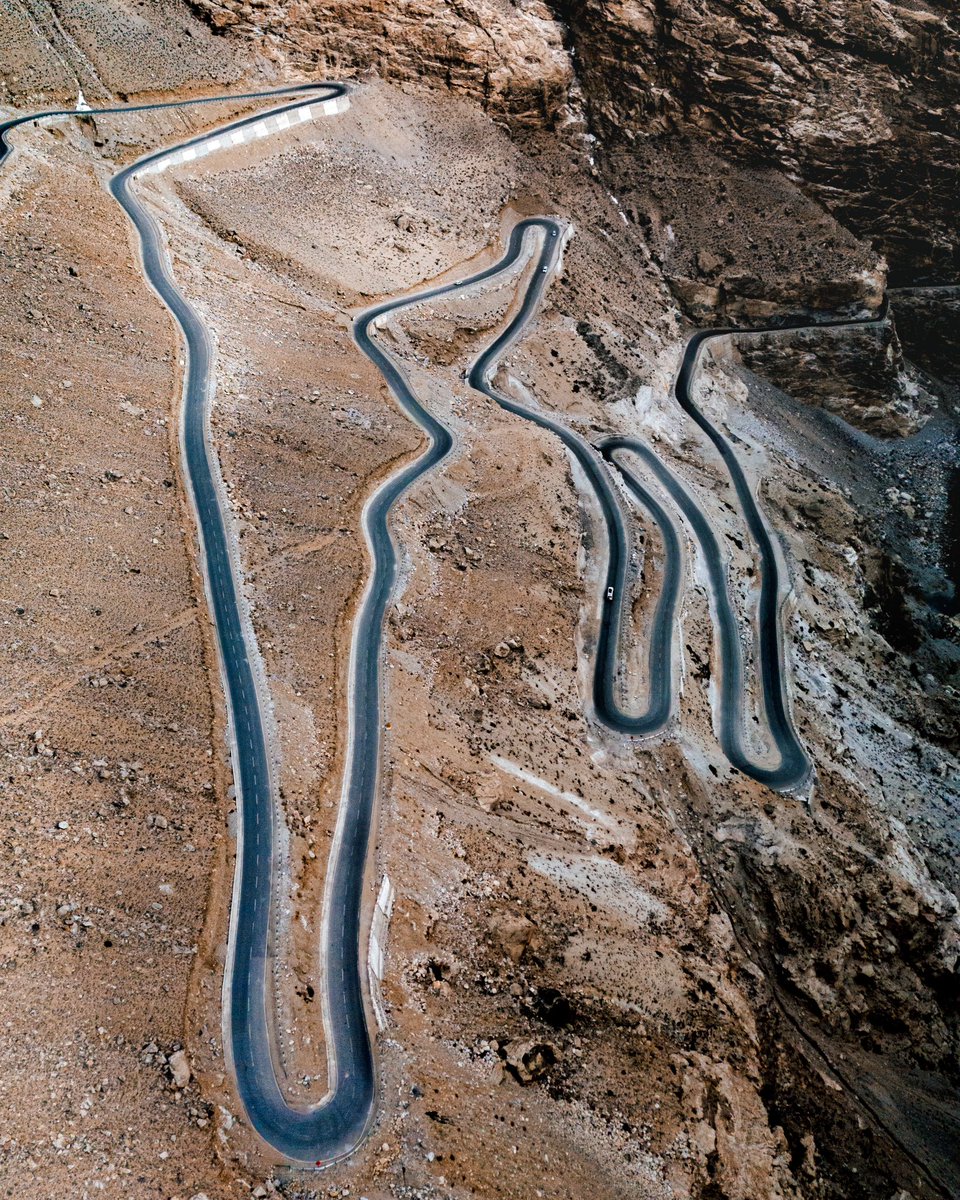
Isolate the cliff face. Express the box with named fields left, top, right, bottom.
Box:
left=183, top=0, right=957, bottom=291
left=550, top=0, right=959, bottom=284
left=186, top=0, right=572, bottom=120
left=736, top=321, right=934, bottom=437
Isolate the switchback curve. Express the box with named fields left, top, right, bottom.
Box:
left=107, top=83, right=389, bottom=1165
left=600, top=306, right=889, bottom=790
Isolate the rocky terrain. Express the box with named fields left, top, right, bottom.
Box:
left=174, top=0, right=959, bottom=286
left=0, top=3, right=958, bottom=1200
left=554, top=0, right=958, bottom=282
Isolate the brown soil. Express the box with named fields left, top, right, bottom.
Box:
left=1, top=35, right=957, bottom=1200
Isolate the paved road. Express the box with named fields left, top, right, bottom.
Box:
left=4, top=80, right=380, bottom=1163
left=106, top=84, right=387, bottom=1164
left=464, top=219, right=683, bottom=737
left=0, top=82, right=336, bottom=167
left=601, top=431, right=809, bottom=788
left=599, top=307, right=890, bottom=790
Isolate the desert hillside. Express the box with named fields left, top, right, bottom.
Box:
left=0, top=4, right=957, bottom=1199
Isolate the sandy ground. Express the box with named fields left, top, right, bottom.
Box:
left=0, top=69, right=957, bottom=1200
left=0, top=0, right=246, bottom=105
left=0, top=105, right=238, bottom=1198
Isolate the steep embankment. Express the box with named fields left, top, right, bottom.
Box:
left=549, top=0, right=959, bottom=284
left=2, top=3, right=957, bottom=1198
left=185, top=0, right=573, bottom=121
left=178, top=0, right=958, bottom=288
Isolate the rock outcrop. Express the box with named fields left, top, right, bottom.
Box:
left=735, top=319, right=935, bottom=436
left=186, top=0, right=572, bottom=121
left=178, top=0, right=957, bottom=283
left=890, top=288, right=960, bottom=385
left=551, top=0, right=960, bottom=283
left=182, top=0, right=957, bottom=295
left=499, top=1038, right=557, bottom=1083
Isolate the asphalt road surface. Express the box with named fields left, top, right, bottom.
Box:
left=600, top=307, right=890, bottom=790
left=0, top=82, right=337, bottom=168
left=3, top=80, right=374, bottom=1164
left=1, top=84, right=910, bottom=1168
left=108, top=85, right=382, bottom=1164
left=463, top=219, right=684, bottom=737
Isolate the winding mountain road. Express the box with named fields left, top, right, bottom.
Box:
left=601, top=431, right=808, bottom=788
left=4, top=80, right=388, bottom=1163
left=462, top=219, right=684, bottom=737
left=448, top=221, right=810, bottom=784
left=107, top=83, right=387, bottom=1164
left=1, top=79, right=909, bottom=1170
left=599, top=307, right=890, bottom=790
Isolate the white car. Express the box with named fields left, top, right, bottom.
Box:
left=606, top=586, right=615, bottom=601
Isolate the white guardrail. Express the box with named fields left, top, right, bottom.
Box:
left=367, top=874, right=395, bottom=1031
left=136, top=92, right=350, bottom=177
